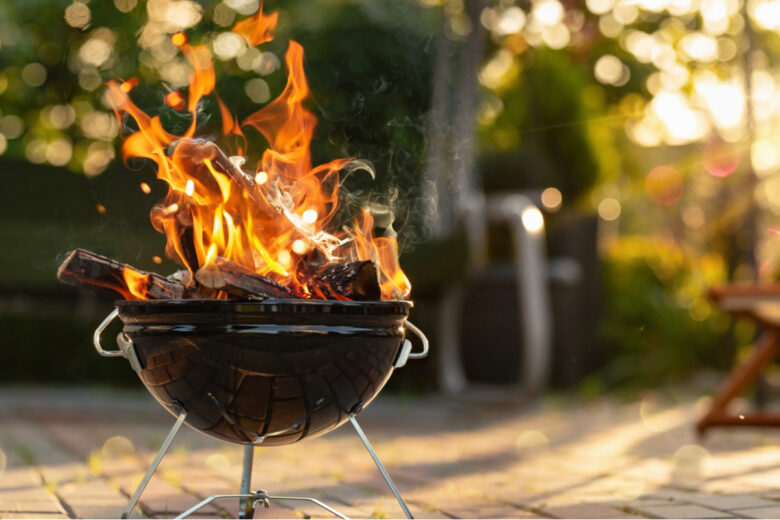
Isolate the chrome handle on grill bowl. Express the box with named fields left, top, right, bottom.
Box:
left=394, top=320, right=429, bottom=368
left=93, top=308, right=124, bottom=358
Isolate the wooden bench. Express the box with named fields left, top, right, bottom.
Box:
left=698, top=284, right=780, bottom=435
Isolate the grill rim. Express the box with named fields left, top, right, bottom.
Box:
left=115, top=298, right=412, bottom=317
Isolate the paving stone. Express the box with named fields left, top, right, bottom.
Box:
left=0, top=468, right=41, bottom=491
left=450, top=502, right=538, bottom=518
left=685, top=494, right=779, bottom=510
left=61, top=498, right=129, bottom=519
left=545, top=503, right=644, bottom=518
left=0, top=514, right=69, bottom=519
left=642, top=504, right=736, bottom=518
left=0, top=487, right=64, bottom=514
left=10, top=388, right=780, bottom=519
left=111, top=471, right=224, bottom=517
left=733, top=506, right=780, bottom=518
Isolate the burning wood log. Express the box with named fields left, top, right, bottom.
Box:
left=169, top=139, right=257, bottom=200
left=57, top=249, right=189, bottom=300
left=195, top=257, right=297, bottom=300
left=308, top=261, right=381, bottom=301
left=58, top=248, right=380, bottom=302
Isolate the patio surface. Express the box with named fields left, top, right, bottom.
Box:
left=2, top=387, right=780, bottom=518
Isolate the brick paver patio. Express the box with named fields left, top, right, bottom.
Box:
left=2, top=387, right=780, bottom=518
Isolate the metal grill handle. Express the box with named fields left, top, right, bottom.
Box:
left=93, top=308, right=124, bottom=357
left=404, top=321, right=429, bottom=360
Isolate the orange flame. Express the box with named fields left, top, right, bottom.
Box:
left=106, top=6, right=411, bottom=300
left=232, top=3, right=278, bottom=46
left=123, top=268, right=149, bottom=299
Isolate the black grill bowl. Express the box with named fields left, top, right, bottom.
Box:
left=115, top=299, right=411, bottom=446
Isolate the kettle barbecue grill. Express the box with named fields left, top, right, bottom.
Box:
left=93, top=298, right=428, bottom=519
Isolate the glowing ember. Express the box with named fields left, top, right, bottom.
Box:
left=292, top=239, right=307, bottom=255
left=140, top=182, right=152, bottom=194
left=171, top=32, right=187, bottom=47
left=119, top=78, right=138, bottom=93
left=163, top=203, right=179, bottom=215
left=165, top=91, right=186, bottom=111
left=105, top=4, right=410, bottom=300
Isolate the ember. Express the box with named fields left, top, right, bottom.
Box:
left=58, top=4, right=411, bottom=303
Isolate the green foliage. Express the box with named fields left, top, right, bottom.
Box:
left=0, top=0, right=435, bottom=182
left=593, top=235, right=733, bottom=392
left=479, top=49, right=602, bottom=202
left=291, top=3, right=435, bottom=196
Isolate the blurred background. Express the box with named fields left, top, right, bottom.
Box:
left=0, top=0, right=771, bottom=397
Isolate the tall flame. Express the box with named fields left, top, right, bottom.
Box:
left=106, top=5, right=410, bottom=300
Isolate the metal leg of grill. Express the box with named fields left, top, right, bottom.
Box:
left=121, top=411, right=187, bottom=519
left=238, top=444, right=255, bottom=519
left=175, top=491, right=349, bottom=519
left=348, top=415, right=414, bottom=519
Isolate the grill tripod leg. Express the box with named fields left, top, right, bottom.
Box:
left=348, top=415, right=414, bottom=519
left=238, top=444, right=255, bottom=519
left=121, top=412, right=187, bottom=519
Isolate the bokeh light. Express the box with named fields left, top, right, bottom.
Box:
left=0, top=115, right=25, bottom=139
left=114, top=0, right=138, bottom=13
left=64, top=2, right=91, bottom=29
left=521, top=207, right=545, bottom=232
left=515, top=430, right=549, bottom=454
left=702, top=140, right=739, bottom=178
left=213, top=32, right=246, bottom=60
left=594, top=55, right=630, bottom=86
left=646, top=165, right=684, bottom=205
left=46, top=139, right=73, bottom=166
left=672, top=444, right=711, bottom=485
left=244, top=78, right=271, bottom=104
left=598, top=197, right=622, bottom=221
left=204, top=452, right=231, bottom=471
left=225, top=0, right=260, bottom=16
left=101, top=435, right=135, bottom=459
left=541, top=187, right=563, bottom=211
left=21, top=63, right=47, bottom=87
left=494, top=7, right=526, bottom=35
